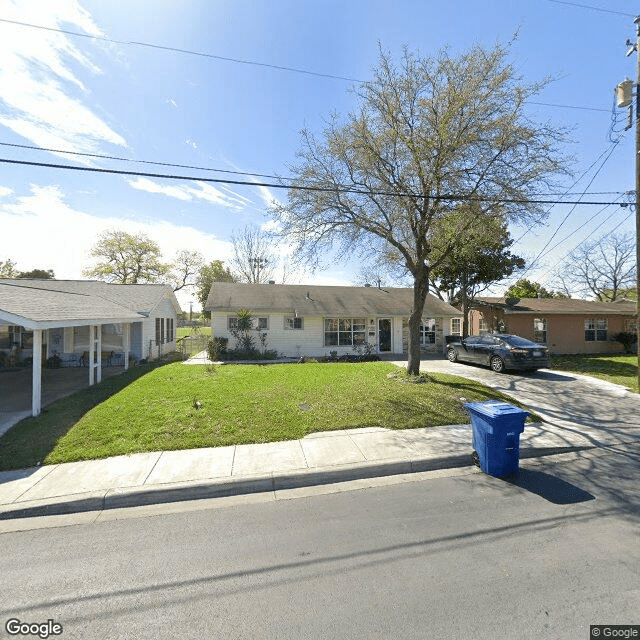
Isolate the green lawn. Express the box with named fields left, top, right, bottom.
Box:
left=551, top=354, right=638, bottom=392
left=176, top=326, right=211, bottom=339
left=0, top=361, right=531, bottom=471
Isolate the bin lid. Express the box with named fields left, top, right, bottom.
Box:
left=463, top=400, right=529, bottom=419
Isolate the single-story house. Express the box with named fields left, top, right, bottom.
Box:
left=468, top=296, right=637, bottom=354
left=0, top=279, right=181, bottom=416
left=205, top=282, right=463, bottom=358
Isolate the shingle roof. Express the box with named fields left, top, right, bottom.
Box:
left=0, top=279, right=180, bottom=328
left=475, top=296, right=637, bottom=316
left=205, top=282, right=461, bottom=317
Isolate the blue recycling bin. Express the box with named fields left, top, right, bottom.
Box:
left=464, top=400, right=529, bottom=477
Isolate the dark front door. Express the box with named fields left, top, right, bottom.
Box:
left=378, top=319, right=391, bottom=352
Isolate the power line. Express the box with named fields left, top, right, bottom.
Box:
left=0, top=157, right=629, bottom=206
left=547, top=1, right=634, bottom=17
left=516, top=141, right=623, bottom=274
left=0, top=18, right=360, bottom=83
left=2, top=141, right=629, bottom=197
left=0, top=17, right=622, bottom=114
left=0, top=142, right=284, bottom=181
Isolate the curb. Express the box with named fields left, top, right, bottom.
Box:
left=0, top=445, right=595, bottom=521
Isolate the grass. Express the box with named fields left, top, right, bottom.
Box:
left=176, top=326, right=211, bottom=339
left=0, top=361, right=531, bottom=471
left=550, top=354, right=638, bottom=392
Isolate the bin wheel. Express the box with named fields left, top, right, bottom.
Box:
left=490, top=356, right=505, bottom=373
left=471, top=451, right=480, bottom=467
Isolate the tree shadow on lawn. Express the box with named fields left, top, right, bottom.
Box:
left=0, top=361, right=167, bottom=473
left=369, top=375, right=534, bottom=429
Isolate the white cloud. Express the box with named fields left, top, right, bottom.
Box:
left=185, top=139, right=198, bottom=149
left=0, top=184, right=234, bottom=309
left=0, top=1, right=127, bottom=155
left=0, top=186, right=14, bottom=198
left=127, top=177, right=250, bottom=210
left=167, top=99, right=178, bottom=108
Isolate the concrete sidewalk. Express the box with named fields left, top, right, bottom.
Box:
left=2, top=356, right=639, bottom=522
left=0, top=415, right=626, bottom=521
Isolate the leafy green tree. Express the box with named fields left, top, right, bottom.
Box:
left=430, top=208, right=525, bottom=336
left=83, top=230, right=170, bottom=284
left=0, top=259, right=17, bottom=277
left=504, top=279, right=567, bottom=300
left=17, top=268, right=55, bottom=279
left=271, top=42, right=570, bottom=374
left=196, top=260, right=236, bottom=318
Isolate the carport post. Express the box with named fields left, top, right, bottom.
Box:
left=32, top=329, right=42, bottom=417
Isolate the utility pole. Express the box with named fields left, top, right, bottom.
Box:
left=635, top=16, right=640, bottom=394
left=619, top=17, right=640, bottom=392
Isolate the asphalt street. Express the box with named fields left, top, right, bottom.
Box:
left=1, top=444, right=638, bottom=640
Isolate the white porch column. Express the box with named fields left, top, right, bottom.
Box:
left=123, top=323, right=130, bottom=370
left=32, top=329, right=42, bottom=417
left=96, top=325, right=102, bottom=384
left=89, top=325, right=97, bottom=386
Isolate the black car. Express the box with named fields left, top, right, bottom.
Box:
left=446, top=334, right=550, bottom=373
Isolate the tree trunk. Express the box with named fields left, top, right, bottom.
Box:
left=461, top=271, right=469, bottom=338
left=407, top=272, right=429, bottom=376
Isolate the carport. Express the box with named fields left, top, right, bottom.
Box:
left=0, top=281, right=140, bottom=419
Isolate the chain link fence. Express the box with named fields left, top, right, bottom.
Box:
left=176, top=335, right=209, bottom=360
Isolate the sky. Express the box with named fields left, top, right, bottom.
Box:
left=0, top=0, right=637, bottom=310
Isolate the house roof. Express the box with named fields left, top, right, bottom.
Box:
left=205, top=282, right=461, bottom=317
left=474, top=296, right=637, bottom=316
left=0, top=279, right=181, bottom=330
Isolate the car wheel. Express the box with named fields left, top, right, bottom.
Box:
left=447, top=348, right=458, bottom=363
left=490, top=356, right=505, bottom=373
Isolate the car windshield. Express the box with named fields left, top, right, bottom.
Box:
left=501, top=335, right=538, bottom=348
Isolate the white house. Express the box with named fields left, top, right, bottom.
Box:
left=205, top=282, right=463, bottom=358
left=0, top=279, right=181, bottom=416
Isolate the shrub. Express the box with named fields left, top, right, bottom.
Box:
left=611, top=331, right=637, bottom=354
left=207, top=337, right=229, bottom=361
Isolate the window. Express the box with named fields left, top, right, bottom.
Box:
left=585, top=318, right=607, bottom=341
left=451, top=318, right=461, bottom=336
left=228, top=316, right=239, bottom=330
left=324, top=318, right=365, bottom=346
left=155, top=317, right=162, bottom=345
left=478, top=318, right=489, bottom=333
left=166, top=318, right=174, bottom=342
left=285, top=317, right=303, bottom=330
left=533, top=318, right=547, bottom=344
left=420, top=319, right=436, bottom=344
left=257, top=317, right=268, bottom=330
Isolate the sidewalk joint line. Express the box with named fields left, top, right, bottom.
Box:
left=142, top=452, right=163, bottom=486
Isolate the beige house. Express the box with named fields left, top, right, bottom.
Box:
left=468, top=297, right=637, bottom=354
left=205, top=282, right=463, bottom=358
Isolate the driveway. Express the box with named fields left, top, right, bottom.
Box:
left=395, top=359, right=640, bottom=449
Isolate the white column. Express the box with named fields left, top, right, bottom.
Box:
left=96, top=325, right=102, bottom=383
left=123, top=323, right=130, bottom=370
left=89, top=325, right=95, bottom=386
left=32, top=329, right=42, bottom=417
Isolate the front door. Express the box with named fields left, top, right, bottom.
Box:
left=378, top=319, right=392, bottom=352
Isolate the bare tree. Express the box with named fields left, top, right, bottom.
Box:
left=231, top=225, right=277, bottom=283
left=559, top=232, right=636, bottom=301
left=271, top=42, right=570, bottom=374
left=170, top=249, right=204, bottom=292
